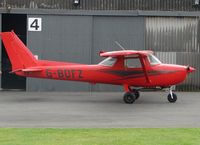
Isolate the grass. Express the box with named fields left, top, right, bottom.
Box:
left=0, top=128, right=200, bottom=145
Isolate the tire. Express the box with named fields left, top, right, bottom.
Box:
left=167, top=93, right=177, bottom=103
left=123, top=92, right=136, bottom=104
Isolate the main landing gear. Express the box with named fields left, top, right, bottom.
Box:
left=123, top=87, right=140, bottom=104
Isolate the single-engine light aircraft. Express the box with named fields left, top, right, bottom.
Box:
left=1, top=31, right=195, bottom=104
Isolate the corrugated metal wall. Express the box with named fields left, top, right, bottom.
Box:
left=145, top=17, right=199, bottom=52
left=0, top=0, right=199, bottom=11
left=0, top=2, right=199, bottom=91
left=177, top=52, right=200, bottom=91
left=146, top=17, right=200, bottom=91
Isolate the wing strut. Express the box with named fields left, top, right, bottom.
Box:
left=140, top=55, right=151, bottom=83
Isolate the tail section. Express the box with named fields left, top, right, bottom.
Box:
left=1, top=31, right=37, bottom=71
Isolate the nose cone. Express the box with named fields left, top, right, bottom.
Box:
left=186, top=66, right=196, bottom=73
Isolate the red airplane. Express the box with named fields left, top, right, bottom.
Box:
left=1, top=31, right=195, bottom=104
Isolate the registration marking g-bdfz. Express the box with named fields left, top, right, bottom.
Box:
left=28, top=18, right=42, bottom=31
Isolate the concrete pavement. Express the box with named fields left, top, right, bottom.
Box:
left=0, top=91, right=199, bottom=128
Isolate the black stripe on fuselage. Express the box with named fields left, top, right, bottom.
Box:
left=99, top=70, right=180, bottom=80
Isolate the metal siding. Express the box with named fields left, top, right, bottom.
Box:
left=146, top=17, right=200, bottom=91
left=145, top=17, right=200, bottom=52
left=92, top=16, right=145, bottom=91
left=176, top=52, right=200, bottom=91
left=27, top=15, right=92, bottom=91
left=0, top=14, right=197, bottom=91
left=155, top=52, right=176, bottom=64
left=1, top=0, right=199, bottom=11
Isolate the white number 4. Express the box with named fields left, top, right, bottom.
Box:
left=28, top=18, right=42, bottom=31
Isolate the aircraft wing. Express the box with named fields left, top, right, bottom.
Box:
left=100, top=50, right=153, bottom=57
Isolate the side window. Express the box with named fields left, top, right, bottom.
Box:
left=125, top=58, right=141, bottom=68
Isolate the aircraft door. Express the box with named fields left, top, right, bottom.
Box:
left=124, top=57, right=142, bottom=69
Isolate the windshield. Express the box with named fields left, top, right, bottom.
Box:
left=98, top=57, right=117, bottom=66
left=147, top=54, right=161, bottom=65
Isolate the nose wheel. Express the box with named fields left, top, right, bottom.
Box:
left=167, top=87, right=177, bottom=103
left=167, top=93, right=177, bottom=103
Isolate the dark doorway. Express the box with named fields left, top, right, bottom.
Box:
left=1, top=14, right=27, bottom=90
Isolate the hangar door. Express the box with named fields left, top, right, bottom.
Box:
left=27, top=15, right=92, bottom=91
left=1, top=14, right=27, bottom=90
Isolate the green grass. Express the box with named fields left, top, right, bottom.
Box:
left=0, top=128, right=200, bottom=145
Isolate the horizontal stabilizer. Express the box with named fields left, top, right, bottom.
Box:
left=10, top=68, right=42, bottom=73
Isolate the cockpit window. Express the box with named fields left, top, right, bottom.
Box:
left=148, top=54, right=161, bottom=65
left=98, top=57, right=117, bottom=66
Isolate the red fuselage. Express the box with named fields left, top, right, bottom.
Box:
left=1, top=31, right=195, bottom=104
left=1, top=31, right=195, bottom=90
left=15, top=57, right=193, bottom=88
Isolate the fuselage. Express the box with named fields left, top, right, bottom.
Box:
left=1, top=31, right=195, bottom=104
left=1, top=31, right=194, bottom=89
left=15, top=56, right=193, bottom=88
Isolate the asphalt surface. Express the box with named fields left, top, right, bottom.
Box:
left=0, top=91, right=199, bottom=128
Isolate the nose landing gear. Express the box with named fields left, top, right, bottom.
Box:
left=167, top=87, right=177, bottom=103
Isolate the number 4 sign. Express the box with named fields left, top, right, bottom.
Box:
left=28, top=18, right=42, bottom=31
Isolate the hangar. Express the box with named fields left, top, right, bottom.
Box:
left=0, top=0, right=199, bottom=91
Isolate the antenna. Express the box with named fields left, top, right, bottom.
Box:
left=115, top=41, right=126, bottom=50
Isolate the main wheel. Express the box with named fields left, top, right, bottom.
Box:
left=167, top=93, right=177, bottom=103
left=123, top=92, right=136, bottom=104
